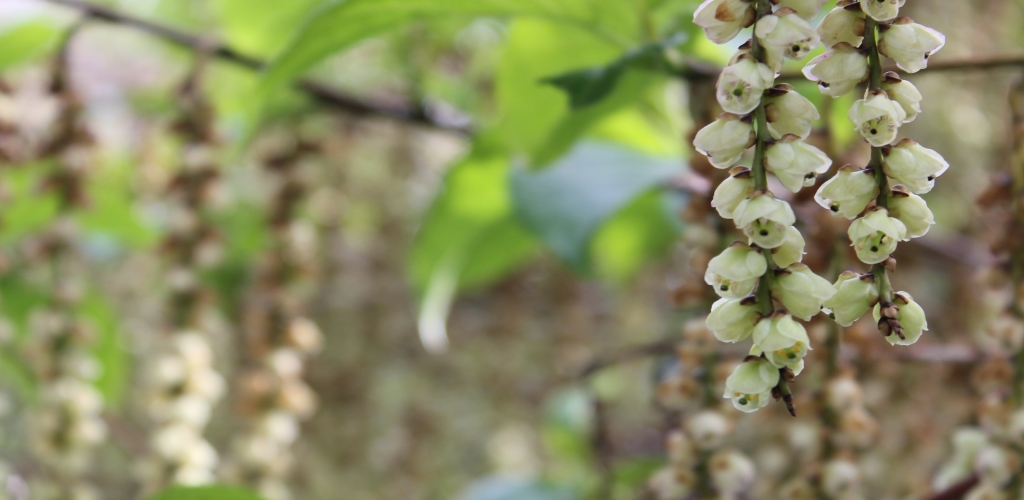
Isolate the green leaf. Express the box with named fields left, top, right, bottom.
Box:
left=77, top=293, right=129, bottom=406
left=510, top=141, right=680, bottom=273
left=146, top=485, right=268, bottom=500
left=213, top=0, right=323, bottom=57
left=0, top=20, right=61, bottom=71
left=458, top=477, right=578, bottom=500
left=589, top=190, right=681, bottom=282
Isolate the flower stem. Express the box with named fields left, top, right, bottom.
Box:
left=864, top=17, right=895, bottom=307
left=750, top=0, right=777, bottom=317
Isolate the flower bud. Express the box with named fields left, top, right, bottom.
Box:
left=777, top=0, right=827, bottom=21
left=716, top=55, right=775, bottom=115
left=733, top=193, right=796, bottom=249
left=824, top=271, right=879, bottom=327
left=848, top=90, right=906, bottom=147
left=802, top=43, right=869, bottom=98
left=815, top=165, right=879, bottom=219
left=693, top=0, right=756, bottom=44
left=818, top=4, right=865, bottom=48
left=872, top=292, right=927, bottom=345
left=882, top=139, right=949, bottom=194
left=707, top=297, right=761, bottom=343
left=771, top=226, right=806, bottom=268
left=764, top=136, right=832, bottom=193
left=723, top=357, right=780, bottom=413
left=647, top=467, right=694, bottom=500
left=822, top=459, right=861, bottom=498
left=826, top=375, right=864, bottom=412
left=704, top=243, right=767, bottom=298
left=685, top=410, right=732, bottom=451
left=693, top=114, right=755, bottom=169
left=752, top=312, right=811, bottom=371
left=860, top=0, right=905, bottom=22
left=712, top=167, right=755, bottom=219
left=764, top=85, right=819, bottom=140
left=666, top=429, right=697, bottom=466
left=771, top=264, right=836, bottom=321
left=848, top=208, right=907, bottom=264
left=881, top=72, right=922, bottom=123
left=755, top=10, right=820, bottom=71
left=978, top=313, right=1024, bottom=356
left=888, top=186, right=934, bottom=238
left=975, top=445, right=1019, bottom=487
left=709, top=449, right=756, bottom=495
left=878, top=18, right=945, bottom=73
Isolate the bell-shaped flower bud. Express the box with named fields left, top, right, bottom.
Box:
left=848, top=207, right=907, bottom=264
left=716, top=55, right=775, bottom=115
left=772, top=264, right=837, bottom=321
left=764, top=84, right=819, bottom=140
left=704, top=243, right=768, bottom=298
left=881, top=72, right=922, bottom=123
left=733, top=192, right=796, bottom=248
left=818, top=3, right=865, bottom=48
left=693, top=113, right=755, bottom=169
left=723, top=357, right=779, bottom=413
left=666, top=430, right=697, bottom=467
left=849, top=90, right=906, bottom=147
left=772, top=226, right=806, bottom=268
left=709, top=449, right=756, bottom=495
left=822, top=460, right=862, bottom=498
left=824, top=271, right=879, bottom=326
left=882, top=138, right=949, bottom=194
left=888, top=185, right=934, bottom=238
left=860, top=0, right=905, bottom=22
left=753, top=312, right=812, bottom=370
left=826, top=375, right=864, bottom=412
left=764, top=135, right=832, bottom=193
left=755, top=9, right=820, bottom=71
left=815, top=165, right=879, bottom=219
left=685, top=410, right=732, bottom=451
left=802, top=43, right=869, bottom=98
left=777, top=0, right=827, bottom=21
left=693, top=0, right=756, bottom=44
left=712, top=167, right=755, bottom=219
left=873, top=291, right=927, bottom=346
left=879, top=18, right=945, bottom=73
left=706, top=297, right=761, bottom=343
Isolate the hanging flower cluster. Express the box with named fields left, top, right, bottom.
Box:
left=21, top=58, right=105, bottom=500
left=694, top=0, right=833, bottom=415
left=139, top=71, right=227, bottom=493
left=808, top=0, right=945, bottom=343
left=222, top=138, right=323, bottom=500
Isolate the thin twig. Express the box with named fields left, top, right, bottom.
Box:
left=38, top=0, right=472, bottom=134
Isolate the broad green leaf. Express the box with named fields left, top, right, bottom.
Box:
left=76, top=156, right=159, bottom=249
left=458, top=477, right=578, bottom=500
left=146, top=485, right=267, bottom=500
left=0, top=20, right=61, bottom=71
left=78, top=293, right=129, bottom=405
left=589, top=190, right=681, bottom=282
left=510, top=142, right=680, bottom=273
left=213, top=0, right=322, bottom=57
left=0, top=164, right=60, bottom=245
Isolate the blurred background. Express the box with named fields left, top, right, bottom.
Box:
left=0, top=0, right=1021, bottom=499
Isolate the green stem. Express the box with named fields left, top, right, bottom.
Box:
left=863, top=17, right=895, bottom=306
left=750, top=0, right=777, bottom=317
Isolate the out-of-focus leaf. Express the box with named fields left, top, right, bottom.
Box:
left=510, top=142, right=680, bottom=274
left=0, top=164, right=59, bottom=245
left=589, top=190, right=682, bottom=282
left=77, top=157, right=159, bottom=250
left=0, top=20, right=61, bottom=71
left=611, top=458, right=665, bottom=490
left=543, top=388, right=593, bottom=464
left=213, top=0, right=322, bottom=57
left=543, top=35, right=681, bottom=110
left=77, top=293, right=128, bottom=405
left=458, top=477, right=578, bottom=500
left=146, top=485, right=267, bottom=500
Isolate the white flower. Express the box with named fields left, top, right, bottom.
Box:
left=716, top=55, right=775, bottom=115
left=647, top=467, right=694, bottom=500
left=693, top=0, right=756, bottom=44
left=764, top=136, right=832, bottom=192
left=772, top=264, right=837, bottom=321
left=815, top=165, right=879, bottom=219
left=777, top=0, right=827, bottom=20
left=826, top=375, right=864, bottom=412
left=709, top=450, right=756, bottom=495
left=888, top=186, right=934, bottom=238
left=882, top=138, right=949, bottom=194
left=818, top=4, right=865, bottom=48
left=667, top=430, right=697, bottom=466
left=860, top=0, right=905, bottom=22
left=848, top=207, right=907, bottom=264
left=723, top=357, right=779, bottom=412
left=707, top=297, right=761, bottom=343
left=802, top=43, right=868, bottom=97
left=704, top=243, right=768, bottom=298
left=934, top=428, right=989, bottom=491
left=712, top=167, right=755, bottom=219
left=823, top=271, right=879, bottom=326
left=685, top=411, right=732, bottom=451
left=693, top=114, right=755, bottom=169
left=733, top=193, right=796, bottom=249
left=881, top=72, right=922, bottom=122
left=879, top=18, right=945, bottom=73
left=764, top=84, right=819, bottom=139
left=752, top=312, right=811, bottom=370
left=848, top=90, right=906, bottom=147
left=772, top=226, right=806, bottom=268
left=872, top=292, right=928, bottom=346
left=974, top=445, right=1019, bottom=487
left=755, top=9, right=820, bottom=71
left=822, top=460, right=862, bottom=498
